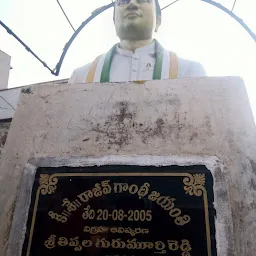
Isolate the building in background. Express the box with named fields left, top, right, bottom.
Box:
left=0, top=50, right=11, bottom=90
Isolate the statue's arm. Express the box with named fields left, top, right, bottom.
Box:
left=178, top=58, right=207, bottom=78
left=68, top=63, right=91, bottom=84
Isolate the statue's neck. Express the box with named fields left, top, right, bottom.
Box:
left=119, top=39, right=154, bottom=52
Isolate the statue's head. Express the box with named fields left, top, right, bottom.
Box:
left=114, top=0, right=162, bottom=41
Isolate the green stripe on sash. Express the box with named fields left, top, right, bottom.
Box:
left=153, top=50, right=163, bottom=80
left=100, top=45, right=116, bottom=83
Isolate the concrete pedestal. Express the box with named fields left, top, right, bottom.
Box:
left=0, top=77, right=255, bottom=255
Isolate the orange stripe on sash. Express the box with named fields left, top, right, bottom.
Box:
left=86, top=55, right=102, bottom=83
left=169, top=52, right=178, bottom=79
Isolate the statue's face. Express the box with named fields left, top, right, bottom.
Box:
left=114, top=0, right=158, bottom=40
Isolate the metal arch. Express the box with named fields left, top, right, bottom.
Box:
left=201, top=0, right=256, bottom=43
left=54, top=2, right=115, bottom=75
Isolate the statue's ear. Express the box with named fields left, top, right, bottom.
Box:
left=155, top=16, right=161, bottom=32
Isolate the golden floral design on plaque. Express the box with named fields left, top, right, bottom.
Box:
left=183, top=174, right=206, bottom=197
left=39, top=174, right=58, bottom=195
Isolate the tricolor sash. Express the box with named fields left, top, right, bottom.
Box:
left=86, top=40, right=178, bottom=83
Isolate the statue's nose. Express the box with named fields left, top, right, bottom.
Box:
left=127, top=0, right=139, bottom=9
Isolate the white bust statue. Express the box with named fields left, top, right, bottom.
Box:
left=69, top=0, right=206, bottom=84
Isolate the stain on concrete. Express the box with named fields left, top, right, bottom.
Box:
left=203, top=116, right=214, bottom=137
left=154, top=118, right=165, bottom=137
left=91, top=101, right=136, bottom=148
left=21, top=87, right=33, bottom=94
left=224, top=224, right=236, bottom=256
left=167, top=95, right=181, bottom=106
left=0, top=131, right=8, bottom=149
left=214, top=168, right=223, bottom=183
left=189, top=132, right=198, bottom=142
left=250, top=160, right=256, bottom=176
left=136, top=119, right=192, bottom=144
left=0, top=120, right=11, bottom=156
left=249, top=179, right=256, bottom=190
left=216, top=188, right=228, bottom=200
left=3, top=200, right=15, bottom=250
left=115, top=102, right=134, bottom=124
left=88, top=93, right=200, bottom=146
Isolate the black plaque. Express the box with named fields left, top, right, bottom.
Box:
left=22, top=165, right=217, bottom=256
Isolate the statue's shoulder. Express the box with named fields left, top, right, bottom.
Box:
left=177, top=56, right=207, bottom=77
left=162, top=46, right=206, bottom=78
left=69, top=53, right=107, bottom=84
left=68, top=63, right=91, bottom=84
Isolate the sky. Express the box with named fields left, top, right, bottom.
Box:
left=0, top=0, right=256, bottom=120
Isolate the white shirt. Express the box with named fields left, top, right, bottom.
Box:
left=69, top=42, right=206, bottom=84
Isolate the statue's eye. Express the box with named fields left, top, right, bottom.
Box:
left=137, top=0, right=152, bottom=3
left=117, top=0, right=131, bottom=6
left=116, top=0, right=152, bottom=5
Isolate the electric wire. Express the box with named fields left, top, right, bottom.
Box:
left=161, top=0, right=180, bottom=11
left=56, top=0, right=76, bottom=32
left=231, top=0, right=237, bottom=12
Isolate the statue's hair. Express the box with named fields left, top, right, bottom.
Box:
left=113, top=0, right=162, bottom=25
